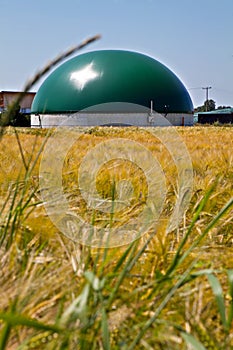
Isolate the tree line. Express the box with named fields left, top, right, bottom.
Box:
left=194, top=99, right=232, bottom=113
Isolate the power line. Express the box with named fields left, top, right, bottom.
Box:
left=188, top=87, right=203, bottom=90
left=202, top=86, right=212, bottom=101
left=202, top=86, right=212, bottom=111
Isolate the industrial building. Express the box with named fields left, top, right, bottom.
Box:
left=31, top=50, right=194, bottom=127
left=197, top=108, right=233, bottom=124
left=0, top=91, right=36, bottom=114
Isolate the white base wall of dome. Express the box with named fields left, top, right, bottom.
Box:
left=31, top=112, right=193, bottom=128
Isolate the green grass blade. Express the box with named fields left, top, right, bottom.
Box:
left=101, top=308, right=110, bottom=350
left=84, top=271, right=105, bottom=291
left=60, top=284, right=90, bottom=326
left=177, top=196, right=233, bottom=269
left=125, top=231, right=157, bottom=274
left=13, top=128, right=28, bottom=172
left=181, top=332, right=207, bottom=350
left=127, top=257, right=198, bottom=350
left=0, top=312, right=63, bottom=333
left=227, top=269, right=233, bottom=298
left=107, top=230, right=166, bottom=309
left=207, top=273, right=227, bottom=329
left=0, top=322, right=11, bottom=350
left=227, top=269, right=233, bottom=329
left=113, top=239, right=138, bottom=273
left=1, top=180, right=21, bottom=247
left=166, top=182, right=216, bottom=277
left=25, top=129, right=51, bottom=179
left=0, top=190, right=12, bottom=217
left=105, top=243, right=138, bottom=309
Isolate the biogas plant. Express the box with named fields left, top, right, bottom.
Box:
left=31, top=50, right=194, bottom=127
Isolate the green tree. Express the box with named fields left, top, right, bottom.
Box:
left=217, top=105, right=232, bottom=110
left=205, top=99, right=216, bottom=111
left=194, top=99, right=216, bottom=113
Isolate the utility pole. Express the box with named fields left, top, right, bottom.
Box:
left=202, top=86, right=212, bottom=111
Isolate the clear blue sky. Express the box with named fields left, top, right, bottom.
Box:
left=1, top=0, right=233, bottom=108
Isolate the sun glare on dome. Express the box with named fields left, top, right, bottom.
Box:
left=70, top=62, right=99, bottom=90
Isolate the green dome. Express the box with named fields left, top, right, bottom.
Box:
left=32, top=50, right=193, bottom=114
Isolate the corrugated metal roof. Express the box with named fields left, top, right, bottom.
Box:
left=197, top=108, right=233, bottom=115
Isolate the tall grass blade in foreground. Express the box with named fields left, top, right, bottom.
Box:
left=127, top=190, right=233, bottom=349
left=0, top=35, right=101, bottom=350
left=207, top=273, right=227, bottom=330
left=167, top=193, right=233, bottom=278
left=0, top=35, right=101, bottom=128
left=181, top=332, right=207, bottom=350
left=207, top=270, right=233, bottom=333
left=226, top=270, right=233, bottom=330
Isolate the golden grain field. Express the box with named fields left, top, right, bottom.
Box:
left=0, top=125, right=233, bottom=349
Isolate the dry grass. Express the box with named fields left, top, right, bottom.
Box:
left=0, top=125, right=233, bottom=349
